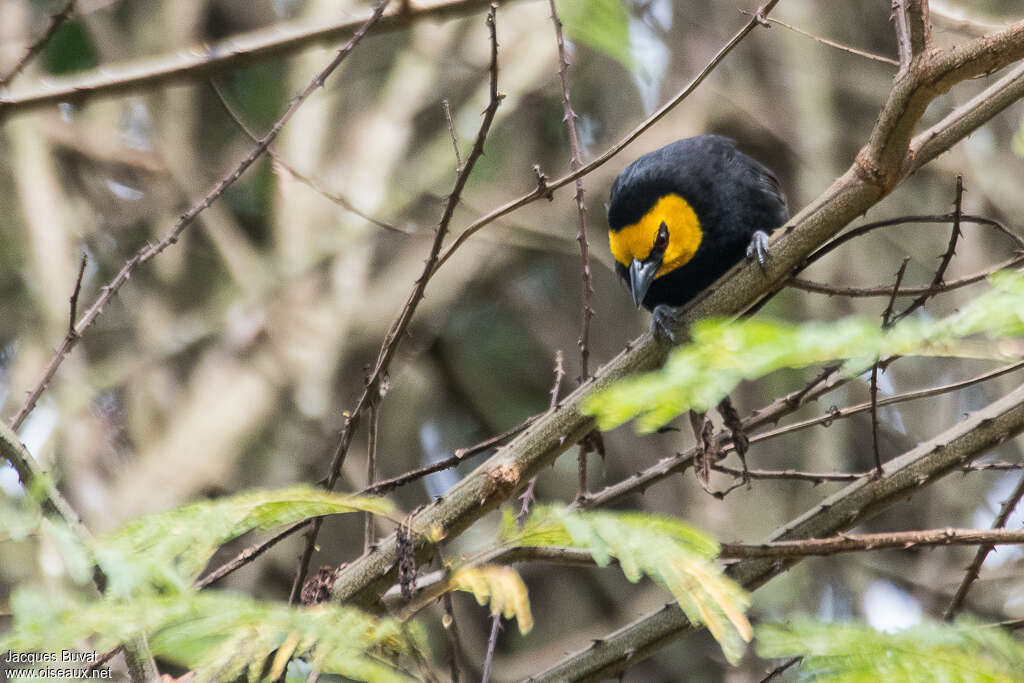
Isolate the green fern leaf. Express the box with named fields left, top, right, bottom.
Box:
left=584, top=270, right=1024, bottom=432
left=95, top=485, right=394, bottom=595
left=506, top=506, right=751, bottom=663
left=757, top=618, right=1024, bottom=682
left=1, top=588, right=415, bottom=683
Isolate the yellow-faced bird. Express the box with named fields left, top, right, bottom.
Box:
left=607, top=134, right=788, bottom=338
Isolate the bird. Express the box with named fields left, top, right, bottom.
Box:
left=607, top=134, right=788, bottom=339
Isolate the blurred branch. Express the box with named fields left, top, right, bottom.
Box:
left=291, top=1, right=503, bottom=603
left=931, top=1, right=1009, bottom=35
left=807, top=213, right=1022, bottom=263
left=750, top=14, right=897, bottom=66
left=208, top=80, right=407, bottom=233
left=0, top=0, right=520, bottom=117
left=0, top=421, right=91, bottom=542
left=944, top=472, right=1024, bottom=619
left=888, top=175, right=963, bottom=325
left=790, top=252, right=1024, bottom=297
left=0, top=0, right=76, bottom=88
left=720, top=527, right=1024, bottom=558
left=8, top=0, right=391, bottom=434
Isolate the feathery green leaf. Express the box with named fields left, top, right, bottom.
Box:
left=505, top=506, right=750, bottom=663
left=95, top=485, right=394, bottom=595
left=584, top=271, right=1024, bottom=432
left=757, top=618, right=1024, bottom=682
left=2, top=588, right=415, bottom=683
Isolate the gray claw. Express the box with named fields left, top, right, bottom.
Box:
left=651, top=304, right=678, bottom=344
left=746, top=230, right=771, bottom=273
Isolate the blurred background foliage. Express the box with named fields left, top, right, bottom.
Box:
left=1, top=0, right=1023, bottom=679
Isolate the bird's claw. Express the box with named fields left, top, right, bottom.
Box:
left=651, top=304, right=679, bottom=344
left=746, top=229, right=771, bottom=273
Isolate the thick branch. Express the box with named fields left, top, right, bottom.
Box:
left=529, top=380, right=1024, bottom=681
left=327, top=0, right=1024, bottom=632
left=860, top=17, right=1024, bottom=186
left=893, top=0, right=932, bottom=73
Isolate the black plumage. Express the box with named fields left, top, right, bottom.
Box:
left=608, top=135, right=788, bottom=310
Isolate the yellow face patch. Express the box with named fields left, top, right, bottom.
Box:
left=609, top=193, right=702, bottom=278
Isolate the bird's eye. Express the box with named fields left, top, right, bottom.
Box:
left=654, top=223, right=669, bottom=250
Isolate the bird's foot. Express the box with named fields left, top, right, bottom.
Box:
left=651, top=304, right=680, bottom=344
left=746, top=229, right=771, bottom=273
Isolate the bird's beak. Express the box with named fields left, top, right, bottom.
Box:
left=629, top=258, right=659, bottom=308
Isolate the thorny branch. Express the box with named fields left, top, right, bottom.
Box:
left=0, top=0, right=76, bottom=88
left=890, top=176, right=966, bottom=325
left=288, top=1, right=503, bottom=603
left=546, top=0, right=596, bottom=504
left=720, top=527, right=1024, bottom=559
left=944, top=471, right=1024, bottom=619
left=429, top=0, right=783, bottom=275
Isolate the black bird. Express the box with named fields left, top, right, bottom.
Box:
left=607, top=134, right=788, bottom=338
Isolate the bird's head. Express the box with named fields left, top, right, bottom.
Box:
left=608, top=192, right=703, bottom=307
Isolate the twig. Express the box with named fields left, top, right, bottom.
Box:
left=289, top=2, right=503, bottom=602
left=442, top=98, right=463, bottom=171
left=711, top=463, right=866, bottom=483
left=789, top=252, right=1024, bottom=297
left=441, top=592, right=463, bottom=683
left=547, top=0, right=593, bottom=383
left=518, top=352, right=565, bottom=526
left=68, top=253, right=87, bottom=337
left=9, top=0, right=392, bottom=434
left=0, top=0, right=513, bottom=115
left=797, top=213, right=1024, bottom=275
left=548, top=349, right=565, bottom=411
left=327, top=10, right=1024, bottom=623
left=364, top=400, right=380, bottom=554
left=890, top=175, right=965, bottom=325
left=0, top=0, right=76, bottom=88
left=481, top=613, right=503, bottom=683
left=713, top=461, right=1024, bottom=484
left=195, top=521, right=305, bottom=589
left=547, top=0, right=595, bottom=503
left=944, top=473, right=1024, bottom=619
left=429, top=0, right=782, bottom=275
left=208, top=79, right=406, bottom=233
left=870, top=258, right=908, bottom=474
left=197, top=407, right=538, bottom=591
left=751, top=14, right=897, bottom=65
left=581, top=358, right=1024, bottom=510
left=760, top=657, right=800, bottom=682
left=720, top=527, right=1024, bottom=559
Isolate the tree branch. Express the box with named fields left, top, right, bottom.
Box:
left=0, top=0, right=515, bottom=117
left=529, top=380, right=1024, bottom=681
left=9, top=0, right=391, bottom=433
left=720, top=527, right=1024, bottom=559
